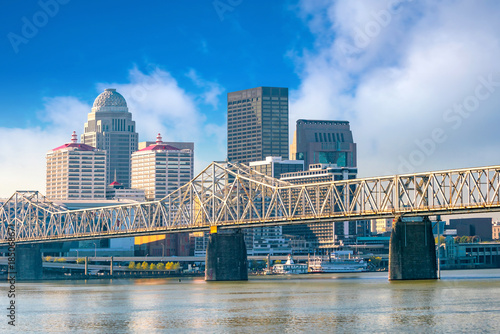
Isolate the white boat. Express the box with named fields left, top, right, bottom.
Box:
left=308, top=252, right=368, bottom=273
left=272, top=255, right=308, bottom=274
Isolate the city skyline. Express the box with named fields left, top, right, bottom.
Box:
left=2, top=1, right=500, bottom=197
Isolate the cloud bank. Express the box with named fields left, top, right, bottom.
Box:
left=291, top=0, right=500, bottom=177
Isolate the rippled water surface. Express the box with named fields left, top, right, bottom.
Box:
left=4, top=269, right=500, bottom=333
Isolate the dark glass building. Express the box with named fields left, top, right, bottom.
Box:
left=290, top=119, right=356, bottom=169
left=227, top=87, right=288, bottom=164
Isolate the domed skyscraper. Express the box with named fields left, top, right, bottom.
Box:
left=81, top=88, right=138, bottom=188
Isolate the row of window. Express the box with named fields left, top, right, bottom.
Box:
left=315, top=132, right=345, bottom=143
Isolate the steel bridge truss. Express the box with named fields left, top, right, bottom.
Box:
left=2, top=162, right=500, bottom=244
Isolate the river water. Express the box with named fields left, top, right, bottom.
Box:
left=4, top=269, right=500, bottom=333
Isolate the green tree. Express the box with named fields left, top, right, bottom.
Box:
left=249, top=260, right=257, bottom=269
left=128, top=261, right=136, bottom=269
left=149, top=263, right=156, bottom=270
left=76, top=258, right=85, bottom=264
left=141, top=262, right=149, bottom=270
left=369, top=256, right=382, bottom=268
left=274, top=260, right=282, bottom=264
left=157, top=263, right=165, bottom=270
left=173, top=262, right=181, bottom=270
left=165, top=262, right=173, bottom=270
left=44, top=256, right=52, bottom=262
left=135, top=263, right=142, bottom=270
left=56, top=258, right=66, bottom=263
left=460, top=236, right=469, bottom=244
left=435, top=236, right=445, bottom=245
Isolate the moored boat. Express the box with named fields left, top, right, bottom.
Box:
left=272, top=255, right=308, bottom=274
left=308, top=252, right=368, bottom=273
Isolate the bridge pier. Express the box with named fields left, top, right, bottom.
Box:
left=389, top=216, right=437, bottom=280
left=205, top=228, right=248, bottom=281
left=11, top=244, right=43, bottom=280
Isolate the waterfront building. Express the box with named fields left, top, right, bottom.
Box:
left=81, top=88, right=138, bottom=188
left=290, top=119, right=356, bottom=168
left=448, top=218, right=493, bottom=241
left=46, top=131, right=106, bottom=200
left=106, top=181, right=145, bottom=202
left=244, top=225, right=292, bottom=256
left=131, top=133, right=193, bottom=200
left=227, top=87, right=289, bottom=164
left=439, top=237, right=500, bottom=269
left=493, top=222, right=500, bottom=240
left=191, top=232, right=209, bottom=257
left=374, top=218, right=393, bottom=234
left=134, top=233, right=190, bottom=257
left=249, top=156, right=304, bottom=179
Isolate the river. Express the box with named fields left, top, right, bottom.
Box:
left=4, top=269, right=500, bottom=333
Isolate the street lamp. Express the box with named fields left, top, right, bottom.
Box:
left=93, top=243, right=97, bottom=258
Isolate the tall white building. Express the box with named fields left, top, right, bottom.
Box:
left=46, top=132, right=106, bottom=200
left=131, top=133, right=193, bottom=200
left=81, top=88, right=138, bottom=188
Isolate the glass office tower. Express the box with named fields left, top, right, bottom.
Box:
left=227, top=87, right=288, bottom=164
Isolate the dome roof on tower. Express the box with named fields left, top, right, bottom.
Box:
left=92, top=88, right=128, bottom=112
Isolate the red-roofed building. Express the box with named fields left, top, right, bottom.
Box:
left=131, top=133, right=193, bottom=200
left=46, top=132, right=106, bottom=200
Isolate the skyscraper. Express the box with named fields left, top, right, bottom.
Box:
left=81, top=88, right=138, bottom=188
left=131, top=133, right=193, bottom=200
left=290, top=120, right=356, bottom=169
left=227, top=87, right=288, bottom=164
left=46, top=132, right=106, bottom=200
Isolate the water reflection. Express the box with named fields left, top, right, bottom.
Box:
left=11, top=270, right=500, bottom=333
left=389, top=281, right=439, bottom=329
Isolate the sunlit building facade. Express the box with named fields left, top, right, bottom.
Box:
left=227, top=87, right=289, bottom=164
left=131, top=133, right=193, bottom=200
left=81, top=88, right=138, bottom=188
left=46, top=132, right=106, bottom=200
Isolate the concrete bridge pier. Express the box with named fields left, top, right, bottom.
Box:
left=205, top=228, right=248, bottom=281
left=12, top=244, right=43, bottom=280
left=389, top=216, right=437, bottom=280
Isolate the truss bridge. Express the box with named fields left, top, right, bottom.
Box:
left=2, top=162, right=500, bottom=245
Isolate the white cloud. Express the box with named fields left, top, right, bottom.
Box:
left=185, top=68, right=224, bottom=108
left=291, top=0, right=500, bottom=177
left=0, top=97, right=90, bottom=197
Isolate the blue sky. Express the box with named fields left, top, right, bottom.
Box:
left=1, top=0, right=500, bottom=197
